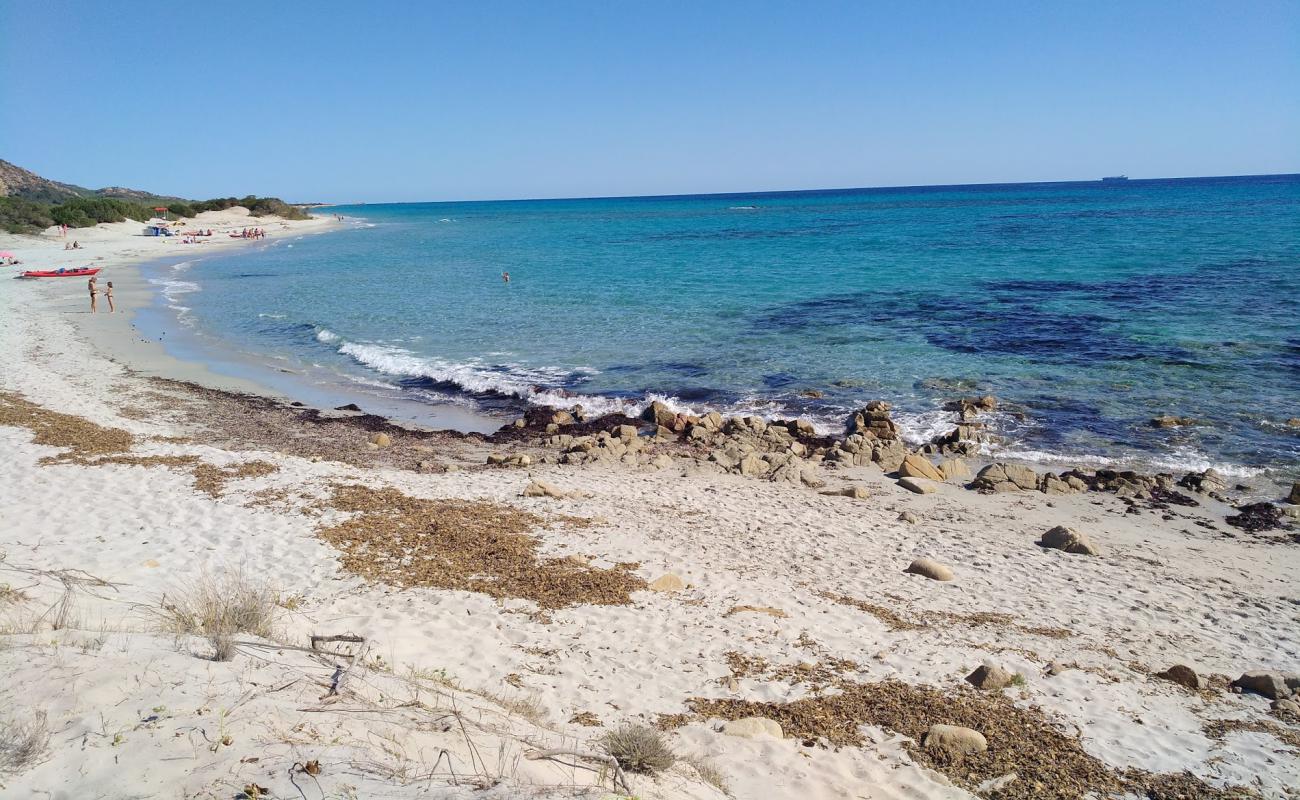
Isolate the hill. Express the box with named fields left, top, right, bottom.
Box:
left=0, top=159, right=183, bottom=205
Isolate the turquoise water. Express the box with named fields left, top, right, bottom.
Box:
left=142, top=176, right=1300, bottom=479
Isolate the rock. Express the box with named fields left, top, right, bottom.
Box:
left=369, top=432, right=392, bottom=448
left=871, top=439, right=907, bottom=472
left=1039, top=525, right=1100, bottom=556
left=335, top=403, right=363, bottom=412
left=939, top=458, right=971, bottom=481
left=1150, top=415, right=1195, bottom=428
left=847, top=400, right=899, bottom=440
left=738, top=452, right=769, bottom=477
left=923, top=724, right=987, bottom=756
left=486, top=453, right=508, bottom=465
left=1154, top=664, right=1202, bottom=691
left=648, top=453, right=674, bottom=470
left=521, top=480, right=573, bottom=499
left=1046, top=662, right=1071, bottom=676
left=971, top=463, right=1040, bottom=492
left=550, top=410, right=575, bottom=426
left=822, top=485, right=869, bottom=499
left=1288, top=481, right=1300, bottom=505
left=1178, top=468, right=1227, bottom=495
left=1287, top=418, right=1300, bottom=428
left=1232, top=671, right=1293, bottom=700
left=788, top=419, right=817, bottom=437
left=641, top=400, right=677, bottom=428
left=615, top=424, right=639, bottom=441
left=898, top=454, right=943, bottom=481
left=723, top=717, right=783, bottom=739
left=904, top=558, right=954, bottom=581
left=1272, top=698, right=1300, bottom=717
left=898, top=510, right=918, bottom=524
left=897, top=477, right=936, bottom=494
left=966, top=664, right=1014, bottom=691
left=648, top=574, right=686, bottom=593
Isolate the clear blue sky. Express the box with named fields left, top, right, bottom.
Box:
left=2, top=0, right=1297, bottom=202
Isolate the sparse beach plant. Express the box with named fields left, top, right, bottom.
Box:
left=155, top=568, right=278, bottom=659
left=599, top=724, right=677, bottom=775
left=0, top=710, right=49, bottom=774
left=682, top=753, right=729, bottom=793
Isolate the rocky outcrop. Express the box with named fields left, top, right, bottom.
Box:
left=971, top=463, right=1040, bottom=493
left=1039, top=526, right=1100, bottom=556
left=1178, top=468, right=1227, bottom=496
left=847, top=400, right=898, bottom=440
left=1232, top=671, right=1297, bottom=700
left=1150, top=415, right=1195, bottom=428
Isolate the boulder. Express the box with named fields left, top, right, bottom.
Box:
left=369, top=432, right=392, bottom=448
left=550, top=410, right=575, bottom=426
left=738, top=452, right=769, bottom=477
left=1273, top=698, right=1300, bottom=717
left=648, top=574, right=686, bottom=593
left=966, top=664, right=1014, bottom=691
left=821, top=485, right=869, bottom=499
left=486, top=453, right=508, bottom=465
left=641, top=400, right=677, bottom=428
left=871, top=440, right=907, bottom=472
left=898, top=454, right=943, bottom=481
left=904, top=558, right=954, bottom=581
left=1232, top=671, right=1293, bottom=700
left=897, top=477, right=936, bottom=495
left=723, top=717, right=784, bottom=740
left=521, top=480, right=573, bottom=499
left=1178, top=468, right=1227, bottom=495
left=1154, top=664, right=1202, bottom=691
left=615, top=424, right=639, bottom=441
left=898, top=510, right=919, bottom=524
left=1039, top=526, right=1100, bottom=556
left=923, top=724, right=987, bottom=756
left=971, top=463, right=1040, bottom=493
left=939, top=458, right=971, bottom=481
left=1289, top=481, right=1300, bottom=505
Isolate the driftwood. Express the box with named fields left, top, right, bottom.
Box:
left=524, top=748, right=630, bottom=794
left=309, top=632, right=367, bottom=698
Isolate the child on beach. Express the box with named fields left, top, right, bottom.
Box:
left=88, top=276, right=98, bottom=313
left=105, top=281, right=115, bottom=313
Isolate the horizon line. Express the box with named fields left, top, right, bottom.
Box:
left=305, top=170, right=1300, bottom=207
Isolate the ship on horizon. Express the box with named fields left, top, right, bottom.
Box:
left=1101, top=175, right=1129, bottom=183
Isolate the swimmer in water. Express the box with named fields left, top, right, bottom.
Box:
left=502, top=271, right=511, bottom=283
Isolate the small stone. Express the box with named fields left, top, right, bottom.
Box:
left=821, top=486, right=869, bottom=499
left=1150, top=415, right=1195, bottom=428
left=904, top=557, right=954, bottom=582
left=966, top=664, right=1014, bottom=691
left=1289, top=481, right=1300, bottom=505
left=1039, top=525, right=1100, bottom=556
left=723, top=717, right=783, bottom=739
left=369, top=432, right=392, bottom=448
left=923, top=724, right=987, bottom=756
left=1046, top=662, right=1071, bottom=676
left=898, top=510, right=919, bottom=524
left=1155, top=664, right=1202, bottom=691
left=897, top=477, right=936, bottom=494
left=1272, top=698, right=1300, bottom=717
left=486, top=453, right=507, bottom=465
left=648, top=574, right=686, bottom=593
left=521, top=480, right=572, bottom=499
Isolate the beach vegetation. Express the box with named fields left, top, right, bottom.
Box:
left=598, top=724, right=677, bottom=774
left=0, top=196, right=55, bottom=234
left=155, top=568, right=279, bottom=660
left=0, top=710, right=49, bottom=774
left=0, top=193, right=309, bottom=233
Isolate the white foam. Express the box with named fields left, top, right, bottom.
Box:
left=315, top=328, right=341, bottom=344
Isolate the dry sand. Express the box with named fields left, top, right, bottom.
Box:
left=1, top=213, right=1298, bottom=799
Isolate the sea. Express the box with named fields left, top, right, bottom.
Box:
left=137, top=175, right=1300, bottom=482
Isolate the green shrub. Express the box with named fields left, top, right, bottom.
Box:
left=0, top=197, right=55, bottom=234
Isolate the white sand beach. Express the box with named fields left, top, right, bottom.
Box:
left=1, top=213, right=1298, bottom=800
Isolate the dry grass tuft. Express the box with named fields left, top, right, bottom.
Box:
left=568, top=711, right=603, bottom=727
left=682, top=753, right=729, bottom=794
left=599, top=724, right=677, bottom=775
left=192, top=460, right=280, bottom=497
left=0, top=710, right=49, bottom=774
left=0, top=392, right=134, bottom=463
left=316, top=484, right=646, bottom=609
left=156, top=569, right=278, bottom=658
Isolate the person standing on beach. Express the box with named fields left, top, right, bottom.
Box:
left=105, top=281, right=115, bottom=313
left=88, top=276, right=98, bottom=313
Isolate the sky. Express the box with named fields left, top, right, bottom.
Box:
left=1, top=0, right=1297, bottom=202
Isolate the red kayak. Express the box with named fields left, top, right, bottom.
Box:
left=18, top=267, right=101, bottom=278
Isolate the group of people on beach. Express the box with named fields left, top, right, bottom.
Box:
left=234, top=228, right=266, bottom=239
left=88, top=276, right=114, bottom=313
left=63, top=240, right=81, bottom=250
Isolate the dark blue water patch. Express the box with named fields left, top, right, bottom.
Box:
left=603, top=361, right=713, bottom=379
